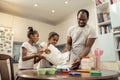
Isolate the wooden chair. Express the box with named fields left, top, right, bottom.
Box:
left=0, top=54, right=14, bottom=80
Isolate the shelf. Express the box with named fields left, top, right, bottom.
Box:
left=113, top=31, right=120, bottom=34
left=99, top=32, right=112, bottom=36
left=95, top=1, right=120, bottom=62
left=116, top=61, right=120, bottom=63
left=116, top=49, right=120, bottom=51
left=98, top=20, right=111, bottom=26
left=110, top=0, right=119, bottom=5
left=96, top=2, right=109, bottom=10
left=114, top=34, right=120, bottom=37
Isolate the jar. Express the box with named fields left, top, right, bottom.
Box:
left=81, top=56, right=91, bottom=70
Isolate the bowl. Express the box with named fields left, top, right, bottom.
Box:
left=37, top=68, right=47, bottom=75
left=46, top=68, right=56, bottom=75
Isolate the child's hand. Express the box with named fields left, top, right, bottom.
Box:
left=38, top=46, right=44, bottom=53
left=62, top=48, right=69, bottom=53
left=36, top=52, right=42, bottom=57
left=38, top=46, right=51, bottom=54
left=39, top=56, right=45, bottom=59
left=44, top=48, right=51, bottom=54
left=36, top=52, right=46, bottom=59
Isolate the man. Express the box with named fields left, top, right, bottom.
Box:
left=63, top=9, right=97, bottom=69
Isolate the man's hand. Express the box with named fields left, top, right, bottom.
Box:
left=70, top=57, right=82, bottom=70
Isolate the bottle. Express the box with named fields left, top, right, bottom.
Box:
left=90, top=56, right=94, bottom=70
left=94, top=55, right=101, bottom=71
left=81, top=56, right=91, bottom=70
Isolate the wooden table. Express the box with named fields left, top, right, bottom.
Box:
left=17, top=69, right=120, bottom=80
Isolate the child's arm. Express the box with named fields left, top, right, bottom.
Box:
left=34, top=46, right=44, bottom=63
left=34, top=53, right=45, bottom=64
left=21, top=47, right=39, bottom=61
left=34, top=46, right=51, bottom=64
left=39, top=46, right=51, bottom=54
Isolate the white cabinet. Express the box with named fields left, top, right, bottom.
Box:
left=95, top=0, right=116, bottom=61
left=95, top=0, right=120, bottom=61
left=98, top=33, right=116, bottom=61
left=110, top=1, right=120, bottom=61
left=110, top=2, right=120, bottom=28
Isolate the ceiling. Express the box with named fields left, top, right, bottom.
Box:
left=0, top=0, right=93, bottom=25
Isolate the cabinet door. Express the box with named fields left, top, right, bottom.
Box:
left=98, top=33, right=116, bottom=61
left=110, top=2, right=120, bottom=28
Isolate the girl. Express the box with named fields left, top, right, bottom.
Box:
left=18, top=27, right=44, bottom=70
left=37, top=32, right=59, bottom=68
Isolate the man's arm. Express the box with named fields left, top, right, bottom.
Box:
left=71, top=38, right=96, bottom=70
left=63, top=36, right=72, bottom=52
left=79, top=38, right=96, bottom=58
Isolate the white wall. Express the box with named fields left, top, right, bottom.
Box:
left=0, top=12, right=14, bottom=27
left=0, top=3, right=98, bottom=49
left=0, top=12, right=55, bottom=42
left=55, top=12, right=77, bottom=45
left=0, top=2, right=98, bottom=52
left=55, top=3, right=98, bottom=51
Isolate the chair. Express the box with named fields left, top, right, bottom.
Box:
left=0, top=54, right=14, bottom=80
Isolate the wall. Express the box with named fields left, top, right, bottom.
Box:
left=55, top=3, right=98, bottom=51
left=0, top=3, right=98, bottom=50
left=0, top=12, right=55, bottom=43
left=0, top=12, right=14, bottom=27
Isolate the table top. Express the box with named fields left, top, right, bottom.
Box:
left=17, top=69, right=120, bottom=80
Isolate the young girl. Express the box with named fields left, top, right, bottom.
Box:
left=18, top=27, right=44, bottom=70
left=37, top=32, right=59, bottom=68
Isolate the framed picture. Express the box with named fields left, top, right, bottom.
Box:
left=0, top=26, right=13, bottom=56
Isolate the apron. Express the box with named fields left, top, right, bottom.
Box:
left=68, top=27, right=87, bottom=64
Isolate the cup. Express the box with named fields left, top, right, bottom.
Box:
left=47, top=68, right=56, bottom=75
left=94, top=56, right=101, bottom=71
left=37, top=68, right=47, bottom=75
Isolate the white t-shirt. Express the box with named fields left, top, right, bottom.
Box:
left=18, top=42, right=37, bottom=69
left=40, top=42, right=47, bottom=48
left=37, top=42, right=52, bottom=68
left=67, top=24, right=97, bottom=63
